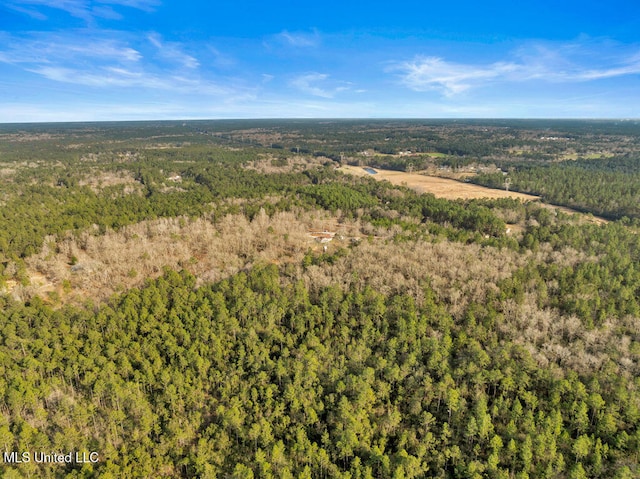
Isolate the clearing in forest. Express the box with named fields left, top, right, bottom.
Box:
left=340, top=165, right=540, bottom=200
left=341, top=165, right=608, bottom=225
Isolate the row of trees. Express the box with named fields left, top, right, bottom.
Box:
left=472, top=156, right=640, bottom=220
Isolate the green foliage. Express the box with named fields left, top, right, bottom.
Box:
left=510, top=220, right=640, bottom=326
left=2, top=120, right=640, bottom=478
left=0, top=265, right=638, bottom=477
left=300, top=183, right=378, bottom=212
left=474, top=156, right=640, bottom=219
left=0, top=132, right=509, bottom=267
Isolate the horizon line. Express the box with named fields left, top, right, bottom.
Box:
left=1, top=117, right=639, bottom=127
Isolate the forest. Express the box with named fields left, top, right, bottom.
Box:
left=0, top=120, right=639, bottom=478
left=471, top=156, right=640, bottom=220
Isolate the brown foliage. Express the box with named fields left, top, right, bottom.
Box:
left=25, top=209, right=349, bottom=303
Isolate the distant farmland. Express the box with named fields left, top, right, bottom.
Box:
left=341, top=165, right=608, bottom=224
left=340, top=165, right=539, bottom=201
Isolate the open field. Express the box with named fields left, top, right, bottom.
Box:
left=341, top=165, right=608, bottom=224
left=341, top=165, right=541, bottom=200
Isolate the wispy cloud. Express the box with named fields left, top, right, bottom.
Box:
left=276, top=30, right=319, bottom=48
left=6, top=0, right=93, bottom=21
left=390, top=57, right=518, bottom=96
left=97, top=0, right=159, bottom=12
left=148, top=33, right=199, bottom=69
left=263, top=29, right=321, bottom=51
left=27, top=65, right=143, bottom=87
left=24, top=62, right=245, bottom=97
left=3, top=2, right=48, bottom=20
left=0, top=32, right=141, bottom=64
left=290, top=72, right=349, bottom=98
left=511, top=41, right=640, bottom=82
left=207, top=46, right=235, bottom=69
left=390, top=40, right=640, bottom=96
left=4, top=0, right=159, bottom=22
left=0, top=30, right=246, bottom=98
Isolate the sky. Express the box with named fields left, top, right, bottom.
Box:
left=1, top=0, right=640, bottom=121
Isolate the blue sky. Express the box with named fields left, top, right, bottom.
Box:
left=1, top=0, right=640, bottom=121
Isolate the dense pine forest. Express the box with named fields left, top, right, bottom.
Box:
left=0, top=120, right=639, bottom=478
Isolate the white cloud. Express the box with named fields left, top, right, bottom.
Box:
left=28, top=65, right=143, bottom=87
left=391, top=57, right=518, bottom=96
left=25, top=0, right=95, bottom=21
left=264, top=30, right=320, bottom=50
left=0, top=33, right=141, bottom=65
left=290, top=72, right=349, bottom=98
left=69, top=41, right=141, bottom=62
left=148, top=33, right=199, bottom=69
left=206, top=46, right=235, bottom=69
left=97, top=0, right=159, bottom=11
left=0, top=30, right=247, bottom=98
left=26, top=63, right=237, bottom=95
left=3, top=3, right=48, bottom=20
left=291, top=73, right=330, bottom=97
left=276, top=30, right=319, bottom=47
left=5, top=0, right=158, bottom=22
left=390, top=40, right=640, bottom=96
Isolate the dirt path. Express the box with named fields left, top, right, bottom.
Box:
left=341, top=165, right=608, bottom=224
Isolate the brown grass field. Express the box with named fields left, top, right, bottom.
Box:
left=341, top=165, right=607, bottom=224
left=341, top=165, right=539, bottom=200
